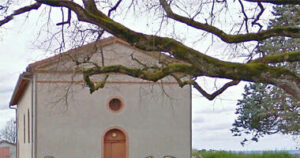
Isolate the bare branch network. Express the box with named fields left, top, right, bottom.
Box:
left=1, top=0, right=300, bottom=100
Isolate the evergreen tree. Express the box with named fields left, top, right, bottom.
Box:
left=231, top=5, right=300, bottom=145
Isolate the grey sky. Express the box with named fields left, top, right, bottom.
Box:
left=192, top=85, right=298, bottom=150
left=0, top=3, right=298, bottom=151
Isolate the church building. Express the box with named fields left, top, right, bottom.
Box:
left=9, top=37, right=191, bottom=158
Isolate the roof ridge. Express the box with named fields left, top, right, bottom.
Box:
left=27, top=36, right=123, bottom=71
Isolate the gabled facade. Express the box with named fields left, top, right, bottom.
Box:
left=9, top=37, right=191, bottom=158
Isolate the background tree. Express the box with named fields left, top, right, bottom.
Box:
left=0, top=0, right=299, bottom=101
left=231, top=5, right=300, bottom=145
left=0, top=119, right=16, bottom=144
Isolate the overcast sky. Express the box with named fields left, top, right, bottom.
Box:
left=0, top=3, right=298, bottom=151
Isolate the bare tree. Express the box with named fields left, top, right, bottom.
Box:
left=0, top=119, right=16, bottom=144
left=0, top=0, right=299, bottom=101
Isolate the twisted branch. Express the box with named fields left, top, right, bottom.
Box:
left=171, top=74, right=240, bottom=100
left=159, top=0, right=300, bottom=43
left=2, top=0, right=299, bottom=100
left=34, top=0, right=300, bottom=100
left=0, top=2, right=41, bottom=26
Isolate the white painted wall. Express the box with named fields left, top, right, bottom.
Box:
left=35, top=76, right=191, bottom=158
left=18, top=41, right=191, bottom=158
left=16, top=83, right=33, bottom=158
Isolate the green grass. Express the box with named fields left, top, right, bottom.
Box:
left=192, top=151, right=297, bottom=158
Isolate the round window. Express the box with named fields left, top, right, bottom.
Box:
left=108, top=98, right=123, bottom=112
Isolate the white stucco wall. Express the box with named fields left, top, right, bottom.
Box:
left=16, top=83, right=33, bottom=158
left=35, top=79, right=191, bottom=158
left=33, top=42, right=192, bottom=158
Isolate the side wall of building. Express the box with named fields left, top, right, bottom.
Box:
left=17, top=82, right=33, bottom=158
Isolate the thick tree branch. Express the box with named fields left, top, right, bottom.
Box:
left=35, top=0, right=300, bottom=100
left=0, top=2, right=41, bottom=26
left=244, top=0, right=300, bottom=5
left=82, top=0, right=98, bottom=12
left=159, top=0, right=300, bottom=43
left=1, top=0, right=290, bottom=101
left=108, top=0, right=122, bottom=17
left=82, top=63, right=198, bottom=82
left=251, top=51, right=300, bottom=64
left=82, top=63, right=240, bottom=100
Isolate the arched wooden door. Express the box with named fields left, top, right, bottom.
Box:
left=104, top=129, right=126, bottom=158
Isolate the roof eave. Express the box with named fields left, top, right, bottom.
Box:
left=9, top=72, right=32, bottom=106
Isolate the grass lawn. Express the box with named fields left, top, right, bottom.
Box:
left=192, top=151, right=298, bottom=158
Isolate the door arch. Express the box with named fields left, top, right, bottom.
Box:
left=103, top=128, right=128, bottom=158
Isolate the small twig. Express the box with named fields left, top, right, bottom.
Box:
left=130, top=53, right=160, bottom=70
left=0, top=5, right=6, bottom=11
left=191, top=3, right=203, bottom=20
left=93, top=29, right=105, bottom=66
left=108, top=0, right=123, bottom=17
left=58, top=8, right=66, bottom=52
left=56, top=8, right=71, bottom=26
left=171, top=74, right=240, bottom=100
left=210, top=0, right=215, bottom=25
left=130, top=54, right=148, bottom=67
left=192, top=80, right=240, bottom=100
left=251, top=1, right=264, bottom=31
left=238, top=0, right=249, bottom=33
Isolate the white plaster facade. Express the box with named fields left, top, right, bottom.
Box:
left=9, top=37, right=192, bottom=158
